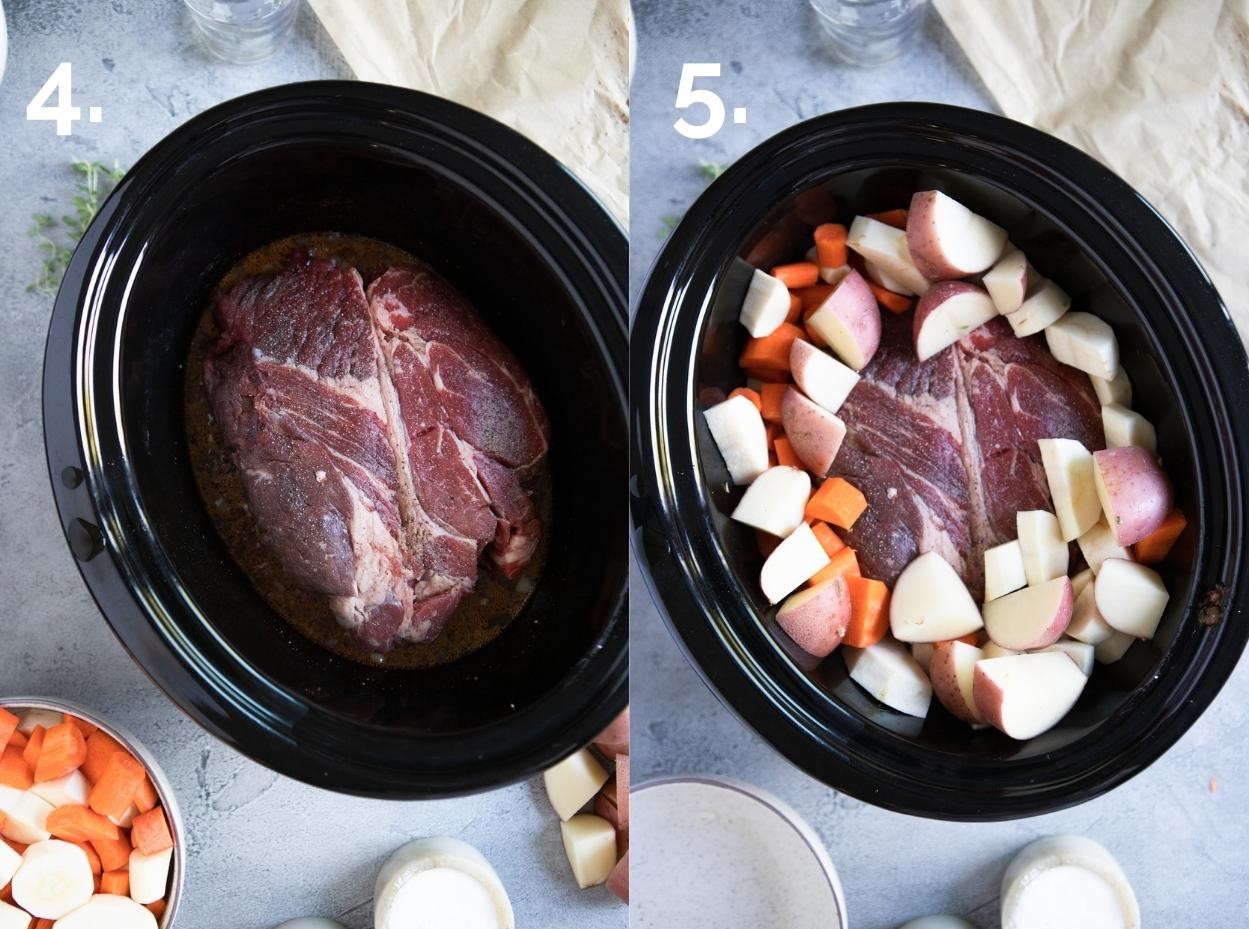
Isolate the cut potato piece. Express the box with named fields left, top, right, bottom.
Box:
left=974, top=652, right=1087, bottom=740
left=805, top=270, right=882, bottom=371
left=544, top=748, right=609, bottom=821
left=1044, top=312, right=1119, bottom=380
left=0, top=840, right=21, bottom=889
left=1071, top=567, right=1094, bottom=599
left=982, top=247, right=1031, bottom=314
left=760, top=523, right=831, bottom=604
left=1006, top=279, right=1070, bottom=337
left=0, top=785, right=54, bottom=844
left=29, top=770, right=90, bottom=809
left=846, top=215, right=930, bottom=295
left=1077, top=519, right=1131, bottom=575
left=1095, top=631, right=1136, bottom=664
left=1001, top=835, right=1140, bottom=929
left=12, top=839, right=94, bottom=919
left=44, top=893, right=158, bottom=929
left=981, top=642, right=1020, bottom=660
left=984, top=540, right=1027, bottom=602
left=730, top=465, right=811, bottom=537
left=129, top=846, right=172, bottom=905
left=1041, top=639, right=1096, bottom=676
left=983, top=577, right=1073, bottom=651
left=781, top=387, right=847, bottom=476
left=862, top=257, right=914, bottom=295
left=1016, top=511, right=1068, bottom=586
left=1066, top=583, right=1115, bottom=645
left=911, top=642, right=935, bottom=674
left=906, top=190, right=1007, bottom=279
left=775, top=576, right=851, bottom=658
left=789, top=339, right=859, bottom=414
left=890, top=551, right=984, bottom=643
left=912, top=281, right=998, bottom=361
left=819, top=264, right=852, bottom=286
left=18, top=710, right=63, bottom=735
left=1093, top=446, right=1172, bottom=546
left=1101, top=403, right=1157, bottom=453
left=844, top=638, right=933, bottom=719
left=1038, top=438, right=1100, bottom=542
left=929, top=640, right=985, bottom=725
left=1094, top=559, right=1169, bottom=640
left=0, top=901, right=30, bottom=929
left=738, top=268, right=791, bottom=337
left=1090, top=367, right=1132, bottom=406
left=559, top=814, right=618, bottom=889
left=703, top=394, right=769, bottom=486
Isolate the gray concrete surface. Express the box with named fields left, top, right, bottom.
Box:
left=0, top=2, right=621, bottom=927
left=630, top=3, right=1249, bottom=928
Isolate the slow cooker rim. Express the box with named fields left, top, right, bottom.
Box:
left=632, top=102, right=1249, bottom=819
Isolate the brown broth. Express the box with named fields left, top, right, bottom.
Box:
left=184, top=233, right=550, bottom=669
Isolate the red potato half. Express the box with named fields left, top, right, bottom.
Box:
left=789, top=339, right=860, bottom=414
left=775, top=575, right=851, bottom=658
left=912, top=281, right=998, bottom=362
left=846, top=215, right=930, bottom=295
left=906, top=190, right=1008, bottom=280
left=973, top=652, right=1088, bottom=740
left=889, top=551, right=984, bottom=643
left=730, top=465, right=811, bottom=538
left=1094, top=558, right=1170, bottom=640
left=805, top=270, right=882, bottom=371
left=607, top=850, right=629, bottom=903
left=929, top=640, right=985, bottom=725
left=1092, top=446, right=1173, bottom=546
left=759, top=522, right=831, bottom=604
left=982, top=576, right=1073, bottom=651
left=781, top=387, right=847, bottom=476
left=982, top=246, right=1032, bottom=314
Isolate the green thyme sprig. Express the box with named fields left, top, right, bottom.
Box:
left=27, top=159, right=126, bottom=293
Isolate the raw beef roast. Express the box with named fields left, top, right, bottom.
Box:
left=835, top=314, right=1102, bottom=599
left=205, top=257, right=549, bottom=651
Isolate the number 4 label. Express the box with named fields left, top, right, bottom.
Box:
left=27, top=62, right=100, bottom=137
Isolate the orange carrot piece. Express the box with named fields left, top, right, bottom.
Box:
left=0, top=810, right=6, bottom=832
left=100, top=869, right=130, bottom=897
left=22, top=726, right=45, bottom=772
left=0, top=709, right=17, bottom=753
left=147, top=899, right=168, bottom=920
left=738, top=322, right=805, bottom=375
left=91, top=832, right=132, bottom=873
left=6, top=731, right=26, bottom=750
left=756, top=530, right=781, bottom=557
left=68, top=716, right=98, bottom=740
left=774, top=437, right=801, bottom=469
left=795, top=282, right=834, bottom=312
left=74, top=840, right=102, bottom=875
left=34, top=919, right=55, bottom=929
left=0, top=884, right=11, bottom=903
left=83, top=729, right=124, bottom=784
left=727, top=387, right=762, bottom=414
left=810, top=522, right=846, bottom=558
left=770, top=262, right=820, bottom=289
left=1133, top=509, right=1188, bottom=564
left=805, top=477, right=868, bottom=529
left=764, top=422, right=780, bottom=450
left=808, top=547, right=860, bottom=587
left=131, top=806, right=173, bottom=855
left=3, top=838, right=27, bottom=856
left=843, top=577, right=891, bottom=648
left=88, top=751, right=146, bottom=821
left=784, top=293, right=803, bottom=324
left=866, top=280, right=914, bottom=315
left=35, top=721, right=87, bottom=783
left=47, top=805, right=121, bottom=844
left=134, top=776, right=159, bottom=814
left=0, top=747, right=31, bottom=790
left=760, top=383, right=787, bottom=425
left=867, top=208, right=908, bottom=229
left=813, top=223, right=849, bottom=269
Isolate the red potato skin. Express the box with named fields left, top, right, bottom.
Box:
left=1094, top=446, right=1173, bottom=546
left=983, top=578, right=1074, bottom=651
left=781, top=387, right=847, bottom=477
left=594, top=788, right=620, bottom=830
left=775, top=575, right=851, bottom=657
left=912, top=280, right=995, bottom=357
left=593, top=708, right=629, bottom=757
left=607, top=850, right=629, bottom=903
left=907, top=190, right=966, bottom=280
left=615, top=754, right=629, bottom=828
left=808, top=270, right=881, bottom=369
left=971, top=663, right=1007, bottom=732
left=929, top=641, right=981, bottom=725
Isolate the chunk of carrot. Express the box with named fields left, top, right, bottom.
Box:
left=131, top=806, right=173, bottom=856
left=22, top=726, right=45, bottom=771
left=47, top=805, right=121, bottom=844
left=33, top=919, right=54, bottom=929
left=67, top=716, right=98, bottom=740
left=764, top=421, right=780, bottom=450
left=83, top=729, right=124, bottom=784
left=807, top=547, right=860, bottom=587
left=866, top=280, right=914, bottom=315
left=88, top=751, right=147, bottom=821
left=0, top=747, right=31, bottom=790
left=727, top=387, right=762, bottom=414
left=0, top=709, right=17, bottom=753
left=74, top=840, right=102, bottom=875
left=738, top=322, right=805, bottom=375
left=794, top=282, right=834, bottom=312
left=805, top=477, right=868, bottom=529
left=1133, top=509, right=1187, bottom=564
left=813, top=223, right=848, bottom=269
left=843, top=577, right=891, bottom=648
left=785, top=293, right=803, bottom=324
left=770, top=262, right=820, bottom=289
left=91, top=832, right=132, bottom=873
left=6, top=730, right=26, bottom=750
left=760, top=383, right=787, bottom=425
left=810, top=522, right=846, bottom=558
left=134, top=776, right=160, bottom=814
left=35, top=721, right=88, bottom=783
left=0, top=811, right=6, bottom=832
left=100, top=869, right=130, bottom=897
left=867, top=208, right=908, bottom=229
left=774, top=437, right=801, bottom=469
left=147, top=899, right=168, bottom=920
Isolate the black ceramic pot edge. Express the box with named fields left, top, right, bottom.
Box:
left=630, top=102, right=1249, bottom=820
left=45, top=81, right=628, bottom=797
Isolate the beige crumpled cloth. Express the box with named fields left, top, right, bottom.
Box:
left=307, top=0, right=630, bottom=226
left=935, top=0, right=1249, bottom=338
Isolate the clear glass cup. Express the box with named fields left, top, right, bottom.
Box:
left=182, top=0, right=302, bottom=64
left=810, top=0, right=930, bottom=67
